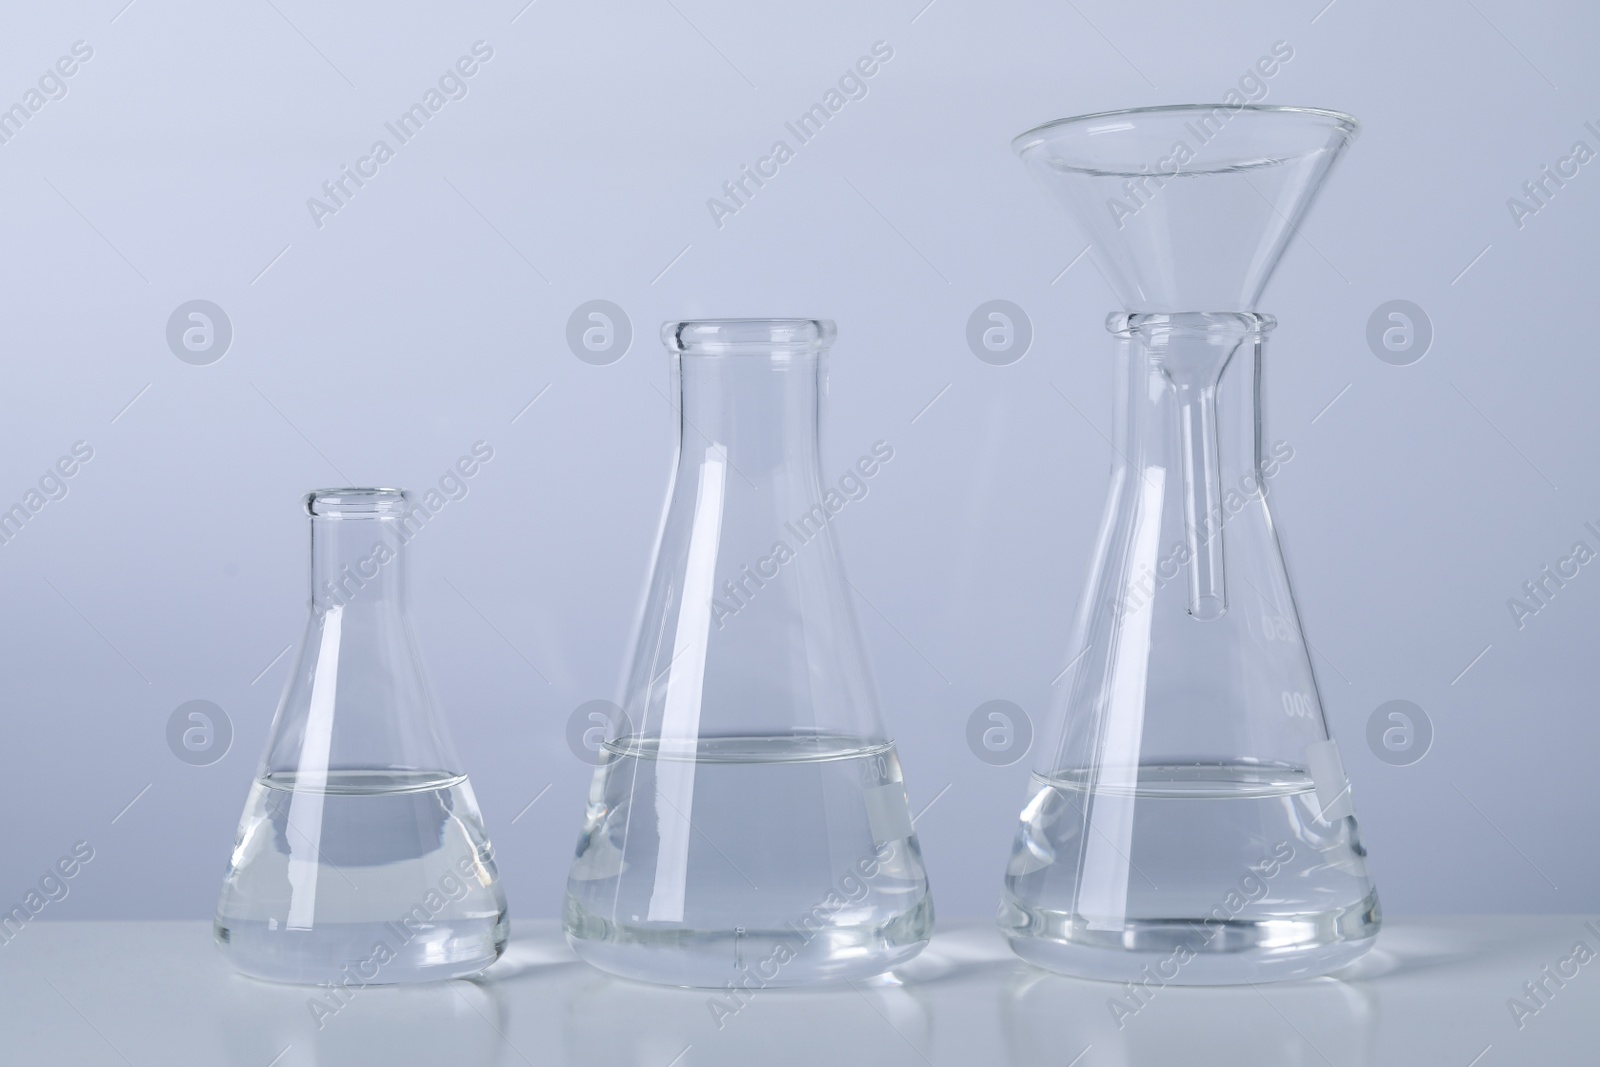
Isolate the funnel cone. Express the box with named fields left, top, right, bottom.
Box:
left=1014, top=105, right=1357, bottom=311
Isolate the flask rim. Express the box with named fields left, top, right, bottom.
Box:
left=662, top=318, right=836, bottom=357
left=305, top=487, right=410, bottom=518
left=1106, top=311, right=1277, bottom=338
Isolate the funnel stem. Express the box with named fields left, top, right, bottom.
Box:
left=1177, top=383, right=1226, bottom=620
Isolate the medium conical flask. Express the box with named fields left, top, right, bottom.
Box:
left=1002, top=106, right=1379, bottom=983
left=563, top=319, right=933, bottom=987
left=215, top=488, right=507, bottom=984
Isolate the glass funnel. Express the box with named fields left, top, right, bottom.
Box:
left=563, top=319, right=933, bottom=987
left=1001, top=106, right=1379, bottom=983
left=215, top=489, right=507, bottom=984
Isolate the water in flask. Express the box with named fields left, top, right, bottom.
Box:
left=1002, top=763, right=1378, bottom=983
left=565, top=733, right=932, bottom=987
left=215, top=770, right=506, bottom=984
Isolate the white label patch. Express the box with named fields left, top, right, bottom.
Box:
left=863, top=782, right=913, bottom=845
left=1306, top=739, right=1354, bottom=822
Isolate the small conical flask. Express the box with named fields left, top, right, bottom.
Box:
left=1002, top=107, right=1379, bottom=983
left=215, top=488, right=507, bottom=984
left=563, top=319, right=933, bottom=987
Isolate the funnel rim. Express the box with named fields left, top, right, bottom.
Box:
left=1012, top=104, right=1358, bottom=157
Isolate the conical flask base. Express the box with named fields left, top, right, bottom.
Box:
left=999, top=763, right=1379, bottom=984
left=563, top=734, right=933, bottom=988
left=215, top=770, right=508, bottom=984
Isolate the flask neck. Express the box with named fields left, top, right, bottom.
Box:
left=627, top=320, right=886, bottom=752
left=676, top=352, right=825, bottom=489
left=261, top=489, right=457, bottom=781
left=1107, top=313, right=1276, bottom=622
left=1107, top=312, right=1272, bottom=467
left=307, top=510, right=411, bottom=614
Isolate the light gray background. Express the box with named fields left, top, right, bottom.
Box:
left=1, top=0, right=1595, bottom=923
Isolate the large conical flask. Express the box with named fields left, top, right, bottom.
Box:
left=1002, top=106, right=1380, bottom=983
left=215, top=488, right=507, bottom=984
left=564, top=319, right=934, bottom=987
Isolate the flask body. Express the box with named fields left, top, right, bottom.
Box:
left=215, top=489, right=507, bottom=985
left=563, top=320, right=933, bottom=987
left=1000, top=317, right=1379, bottom=984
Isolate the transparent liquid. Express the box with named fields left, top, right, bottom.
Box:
left=1000, top=763, right=1379, bottom=984
left=214, top=770, right=507, bottom=984
left=563, top=733, right=933, bottom=987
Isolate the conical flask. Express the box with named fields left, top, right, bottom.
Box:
left=215, top=488, right=507, bottom=984
left=1002, top=106, right=1379, bottom=983
left=563, top=319, right=933, bottom=987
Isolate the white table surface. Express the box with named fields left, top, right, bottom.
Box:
left=1, top=918, right=1595, bottom=1065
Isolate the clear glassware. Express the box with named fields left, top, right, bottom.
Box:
left=215, top=488, right=507, bottom=984
left=563, top=319, right=933, bottom=987
left=1001, top=106, right=1380, bottom=983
